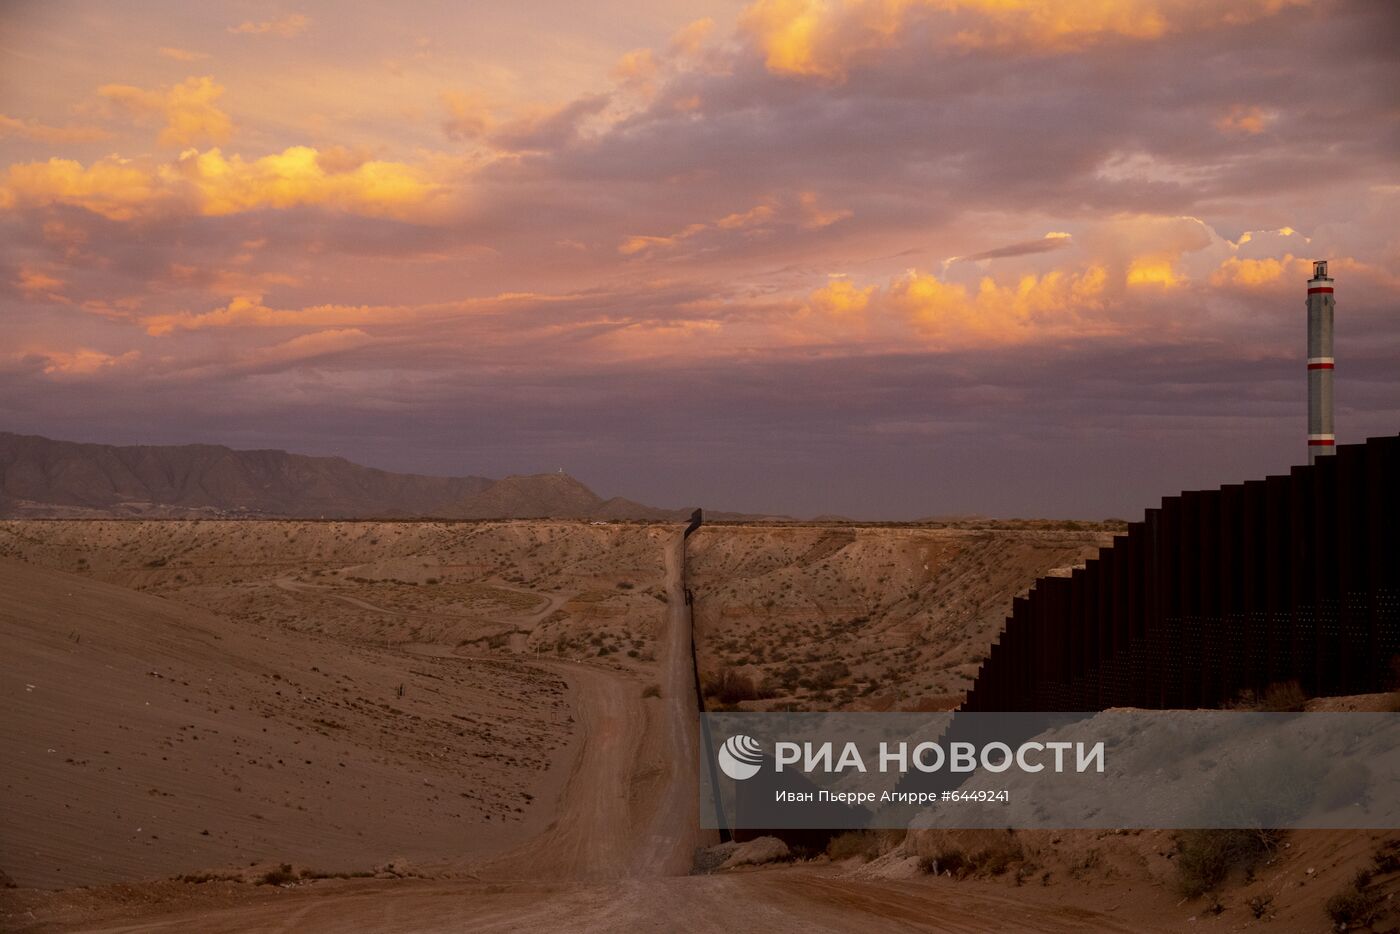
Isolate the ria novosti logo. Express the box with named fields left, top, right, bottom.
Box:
left=717, top=734, right=764, bottom=780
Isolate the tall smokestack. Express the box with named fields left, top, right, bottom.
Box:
left=1307, top=259, right=1335, bottom=464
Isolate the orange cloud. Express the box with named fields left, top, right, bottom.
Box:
left=171, top=147, right=439, bottom=217
left=33, top=348, right=140, bottom=376
left=807, top=278, right=873, bottom=316
left=1215, top=104, right=1275, bottom=135
left=241, top=328, right=372, bottom=368
left=618, top=224, right=708, bottom=256
left=620, top=193, right=845, bottom=255
left=1210, top=253, right=1309, bottom=288
left=1, top=156, right=161, bottom=221
left=0, top=114, right=110, bottom=144
left=99, top=76, right=232, bottom=147
left=670, top=18, right=716, bottom=57
left=1, top=146, right=443, bottom=221
left=715, top=201, right=777, bottom=229
left=894, top=265, right=1111, bottom=345
left=142, top=295, right=403, bottom=335
left=740, top=0, right=1313, bottom=80
left=797, top=191, right=851, bottom=229
left=802, top=264, right=1113, bottom=348
left=1125, top=256, right=1182, bottom=287
left=229, top=14, right=310, bottom=37
left=612, top=48, right=660, bottom=97
left=16, top=265, right=67, bottom=302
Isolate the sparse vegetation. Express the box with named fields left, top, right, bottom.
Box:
left=826, top=830, right=882, bottom=862
left=1173, top=829, right=1282, bottom=898
left=1324, top=869, right=1384, bottom=930
left=703, top=668, right=767, bottom=705
left=1373, top=838, right=1400, bottom=874
left=1230, top=680, right=1308, bottom=712
left=257, top=863, right=298, bottom=886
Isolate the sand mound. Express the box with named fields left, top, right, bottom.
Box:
left=0, top=557, right=574, bottom=889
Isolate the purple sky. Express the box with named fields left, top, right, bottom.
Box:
left=2, top=0, right=1398, bottom=518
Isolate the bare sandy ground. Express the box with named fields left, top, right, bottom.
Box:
left=12, top=870, right=1169, bottom=933
left=2, top=520, right=1395, bottom=932
left=0, top=558, right=576, bottom=890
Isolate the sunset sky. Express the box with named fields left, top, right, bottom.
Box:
left=2, top=0, right=1397, bottom=518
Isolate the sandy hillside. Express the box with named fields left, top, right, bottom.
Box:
left=0, top=556, right=578, bottom=889
left=688, top=522, right=1118, bottom=709
left=3, top=518, right=1396, bottom=933
left=0, top=519, right=1118, bottom=714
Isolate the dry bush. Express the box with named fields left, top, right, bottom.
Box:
left=918, top=834, right=1023, bottom=879
left=1227, top=680, right=1308, bottom=712
left=1373, top=838, right=1400, bottom=874
left=1261, top=680, right=1308, bottom=711
left=1173, top=830, right=1282, bottom=897
left=704, top=668, right=767, bottom=705
left=826, top=830, right=882, bottom=862
left=1324, top=869, right=1384, bottom=930
left=257, top=863, right=297, bottom=886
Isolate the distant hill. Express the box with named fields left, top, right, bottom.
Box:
left=0, top=432, right=693, bottom=520
left=448, top=472, right=676, bottom=520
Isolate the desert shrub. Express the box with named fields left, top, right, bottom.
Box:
left=1069, top=848, right=1102, bottom=880
left=808, top=661, right=851, bottom=692
left=176, top=870, right=237, bottom=884
left=1373, top=838, right=1400, bottom=874
left=1260, top=680, right=1308, bottom=712
left=258, top=863, right=297, bottom=886
left=1247, top=894, right=1273, bottom=919
left=1324, top=870, right=1383, bottom=930
left=974, top=844, right=1021, bottom=877
left=929, top=848, right=971, bottom=878
left=826, top=831, right=881, bottom=862
left=919, top=838, right=1022, bottom=879
left=1174, top=830, right=1282, bottom=897
left=705, top=668, right=766, bottom=705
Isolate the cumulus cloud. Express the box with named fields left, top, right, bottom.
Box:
left=0, top=146, right=444, bottom=222
left=1, top=156, right=161, bottom=221
left=98, top=76, right=232, bottom=147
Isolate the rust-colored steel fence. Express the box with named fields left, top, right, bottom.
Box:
left=962, top=434, right=1400, bottom=712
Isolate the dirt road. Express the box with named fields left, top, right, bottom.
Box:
left=62, top=869, right=1167, bottom=933
left=629, top=531, right=715, bottom=875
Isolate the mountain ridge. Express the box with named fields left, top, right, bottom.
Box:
left=0, top=432, right=699, bottom=520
